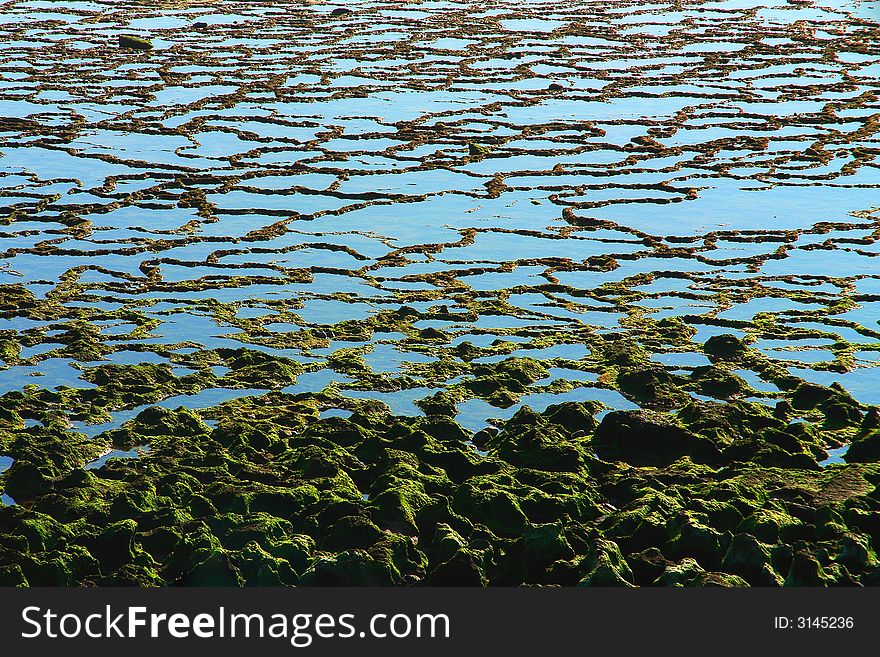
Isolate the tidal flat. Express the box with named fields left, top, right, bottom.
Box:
left=1, top=0, right=880, bottom=586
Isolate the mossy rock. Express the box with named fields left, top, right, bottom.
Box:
left=467, top=143, right=492, bottom=157
left=704, top=334, right=747, bottom=361
left=18, top=545, right=100, bottom=586
left=424, top=522, right=486, bottom=586
left=691, top=366, right=749, bottom=399
left=737, top=509, right=804, bottom=544
left=616, top=366, right=688, bottom=408
left=520, top=522, right=575, bottom=583
left=181, top=549, right=243, bottom=587
left=678, top=399, right=782, bottom=445
left=837, top=533, right=878, bottom=571
left=601, top=490, right=682, bottom=553
left=0, top=284, right=37, bottom=313
left=4, top=461, right=55, bottom=500
left=0, top=564, right=28, bottom=587
left=577, top=539, right=634, bottom=587
left=119, top=35, right=153, bottom=50
left=299, top=550, right=399, bottom=586
left=592, top=410, right=722, bottom=466
left=627, top=547, right=671, bottom=585
left=268, top=534, right=315, bottom=575
left=667, top=513, right=730, bottom=570
left=321, top=515, right=384, bottom=552
left=783, top=550, right=836, bottom=586
left=845, top=431, right=880, bottom=463
left=237, top=541, right=299, bottom=586
left=543, top=401, right=600, bottom=434
left=452, top=484, right=529, bottom=538
left=791, top=382, right=860, bottom=429
left=721, top=533, right=783, bottom=586
left=81, top=519, right=139, bottom=571
left=653, top=557, right=705, bottom=587
left=490, top=412, right=587, bottom=473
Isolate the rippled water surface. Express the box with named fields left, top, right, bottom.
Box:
left=1, top=0, right=879, bottom=436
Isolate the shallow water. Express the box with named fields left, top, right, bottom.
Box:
left=83, top=444, right=150, bottom=470
left=0, top=0, right=878, bottom=432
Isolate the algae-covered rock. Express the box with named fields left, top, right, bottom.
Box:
left=1, top=343, right=878, bottom=588
left=784, top=550, right=835, bottom=586
left=577, top=538, right=634, bottom=587
left=118, top=35, right=153, bottom=51
left=691, top=366, right=749, bottom=399
left=238, top=541, right=299, bottom=586
left=627, top=547, right=670, bottom=585
left=322, top=515, right=384, bottom=551
left=791, top=382, right=837, bottom=410
left=370, top=476, right=433, bottom=535
left=521, top=522, right=575, bottom=583
left=791, top=382, right=861, bottom=429
left=268, top=534, right=315, bottom=575
left=83, top=519, right=138, bottom=571
left=592, top=410, right=721, bottom=466
left=602, top=489, right=682, bottom=553
left=667, top=512, right=730, bottom=570
left=0, top=564, right=27, bottom=587
left=653, top=557, right=705, bottom=587
left=424, top=551, right=486, bottom=586
left=453, top=484, right=529, bottom=537
left=218, top=348, right=303, bottom=388
left=4, top=461, right=54, bottom=500
left=17, top=544, right=100, bottom=586
left=489, top=410, right=588, bottom=472
left=721, top=533, right=783, bottom=586
left=616, top=366, right=688, bottom=408
left=652, top=557, right=747, bottom=587
left=837, top=533, right=878, bottom=571
left=182, top=549, right=243, bottom=587
left=0, top=284, right=37, bottom=313
left=467, top=143, right=492, bottom=158
left=845, top=431, right=880, bottom=463
left=543, top=401, right=600, bottom=434
left=423, top=523, right=486, bottom=586
left=704, top=334, right=747, bottom=361
left=689, top=571, right=750, bottom=587
left=737, top=509, right=804, bottom=544
left=678, top=399, right=782, bottom=445
left=299, top=550, right=399, bottom=586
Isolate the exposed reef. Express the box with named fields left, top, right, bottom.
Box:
left=1, top=0, right=880, bottom=586
left=1, top=344, right=880, bottom=586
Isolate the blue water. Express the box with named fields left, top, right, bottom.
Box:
left=0, top=0, right=877, bottom=439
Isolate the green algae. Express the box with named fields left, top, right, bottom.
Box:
left=0, top=0, right=879, bottom=589
left=118, top=35, right=153, bottom=51
left=2, top=368, right=880, bottom=586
